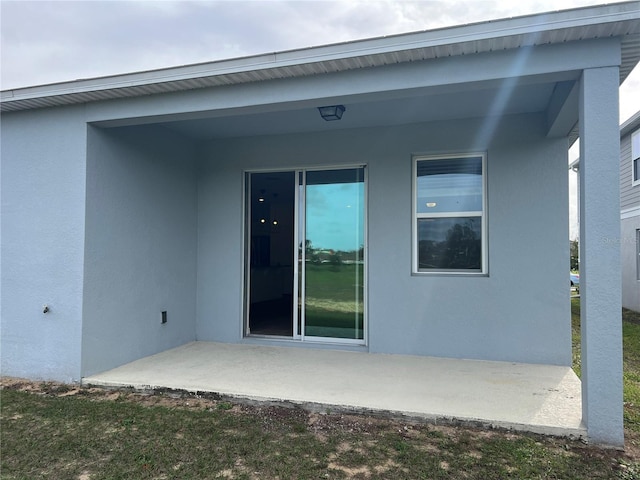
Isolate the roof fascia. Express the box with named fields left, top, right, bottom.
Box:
left=621, top=110, right=640, bottom=136
left=83, top=38, right=618, bottom=125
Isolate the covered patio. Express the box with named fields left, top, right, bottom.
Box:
left=3, top=3, right=638, bottom=448
left=83, top=342, right=584, bottom=438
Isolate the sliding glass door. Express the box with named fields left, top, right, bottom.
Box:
left=245, top=167, right=365, bottom=344
left=301, top=169, right=365, bottom=340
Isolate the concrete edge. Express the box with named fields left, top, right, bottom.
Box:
left=81, top=378, right=588, bottom=441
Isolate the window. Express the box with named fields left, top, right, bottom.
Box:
left=413, top=153, right=487, bottom=274
left=633, top=130, right=640, bottom=186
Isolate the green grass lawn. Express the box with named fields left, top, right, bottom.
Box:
left=622, top=307, right=640, bottom=442
left=0, top=382, right=632, bottom=480
left=305, top=263, right=364, bottom=303
left=305, top=263, right=364, bottom=338
left=2, top=302, right=640, bottom=479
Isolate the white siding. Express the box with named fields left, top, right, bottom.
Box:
left=621, top=130, right=640, bottom=211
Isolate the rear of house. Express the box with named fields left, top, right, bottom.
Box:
left=2, top=3, right=639, bottom=447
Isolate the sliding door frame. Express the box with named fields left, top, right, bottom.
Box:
left=243, top=164, right=368, bottom=346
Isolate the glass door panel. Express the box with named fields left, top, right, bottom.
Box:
left=246, top=171, right=296, bottom=337
left=303, top=168, right=365, bottom=340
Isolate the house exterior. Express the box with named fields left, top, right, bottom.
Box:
left=2, top=3, right=639, bottom=447
left=621, top=111, right=640, bottom=312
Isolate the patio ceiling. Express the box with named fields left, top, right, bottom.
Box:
left=158, top=74, right=570, bottom=140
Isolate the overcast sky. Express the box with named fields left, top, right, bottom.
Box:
left=2, top=0, right=638, bottom=240
left=1, top=0, right=638, bottom=124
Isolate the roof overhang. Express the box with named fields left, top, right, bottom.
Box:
left=621, top=109, right=640, bottom=137
left=1, top=2, right=639, bottom=115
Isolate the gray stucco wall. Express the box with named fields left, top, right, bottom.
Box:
left=81, top=125, right=198, bottom=377
left=197, top=113, right=572, bottom=365
left=1, top=106, right=88, bottom=382
left=0, top=107, right=572, bottom=380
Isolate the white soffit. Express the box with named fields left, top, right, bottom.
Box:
left=1, top=2, right=640, bottom=113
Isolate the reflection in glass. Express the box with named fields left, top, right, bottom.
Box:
left=246, top=171, right=296, bottom=336
left=416, top=157, right=482, bottom=214
left=417, top=217, right=481, bottom=271
left=303, top=168, right=365, bottom=339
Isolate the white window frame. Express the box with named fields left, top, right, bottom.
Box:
left=632, top=129, right=640, bottom=187
left=412, top=152, right=487, bottom=275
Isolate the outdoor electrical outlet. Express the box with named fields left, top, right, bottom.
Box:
left=161, top=311, right=167, bottom=324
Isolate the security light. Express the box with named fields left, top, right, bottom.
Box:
left=318, top=105, right=345, bottom=121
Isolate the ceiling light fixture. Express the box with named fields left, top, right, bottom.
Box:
left=318, top=105, right=346, bottom=121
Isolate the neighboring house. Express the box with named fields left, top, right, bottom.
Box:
left=621, top=111, right=640, bottom=312
left=574, top=111, right=640, bottom=312
left=2, top=3, right=639, bottom=447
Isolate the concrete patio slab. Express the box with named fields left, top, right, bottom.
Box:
left=83, top=341, right=585, bottom=438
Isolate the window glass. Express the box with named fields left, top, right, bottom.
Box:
left=417, top=217, right=482, bottom=270
left=416, top=157, right=483, bottom=214
left=413, top=153, right=486, bottom=274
